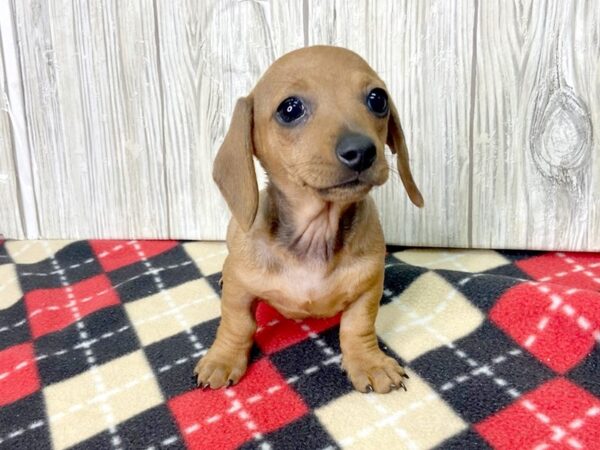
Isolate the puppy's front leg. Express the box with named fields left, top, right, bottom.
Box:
left=194, top=276, right=256, bottom=389
left=340, top=279, right=407, bottom=393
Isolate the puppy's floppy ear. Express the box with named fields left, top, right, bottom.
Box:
left=386, top=99, right=424, bottom=207
left=213, top=96, right=259, bottom=232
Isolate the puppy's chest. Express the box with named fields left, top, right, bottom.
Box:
left=255, top=262, right=365, bottom=319
left=280, top=265, right=332, bottom=299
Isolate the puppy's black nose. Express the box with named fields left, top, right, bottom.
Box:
left=335, top=133, right=377, bottom=172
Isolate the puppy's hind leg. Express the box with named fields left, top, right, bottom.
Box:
left=194, top=276, right=256, bottom=389
left=340, top=277, right=408, bottom=394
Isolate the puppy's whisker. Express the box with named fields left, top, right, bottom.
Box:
left=385, top=162, right=402, bottom=177
left=287, top=161, right=337, bottom=171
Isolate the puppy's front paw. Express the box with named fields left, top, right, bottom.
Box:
left=342, top=351, right=408, bottom=394
left=194, top=350, right=248, bottom=389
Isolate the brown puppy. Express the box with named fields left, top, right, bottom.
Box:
left=195, top=45, right=423, bottom=394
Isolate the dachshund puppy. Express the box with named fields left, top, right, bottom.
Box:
left=195, top=45, right=423, bottom=393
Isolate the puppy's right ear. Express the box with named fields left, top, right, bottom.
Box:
left=213, top=96, right=259, bottom=232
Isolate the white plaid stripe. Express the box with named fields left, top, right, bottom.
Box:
left=523, top=399, right=583, bottom=449
left=555, top=252, right=600, bottom=285
left=438, top=348, right=523, bottom=393
left=394, top=296, right=522, bottom=399
left=255, top=318, right=280, bottom=334
left=568, top=406, right=600, bottom=430
left=0, top=274, right=19, bottom=296
left=415, top=251, right=471, bottom=272
left=523, top=281, right=600, bottom=351
left=3, top=240, right=599, bottom=450
left=0, top=419, right=45, bottom=446
left=334, top=392, right=441, bottom=448
left=224, top=389, right=265, bottom=442
left=0, top=288, right=218, bottom=382
left=364, top=393, right=420, bottom=450
left=297, top=319, right=337, bottom=357
left=41, top=241, right=123, bottom=449
left=4, top=242, right=35, bottom=259
left=149, top=352, right=344, bottom=449
left=392, top=249, right=508, bottom=273
left=377, top=273, right=485, bottom=369
left=23, top=318, right=344, bottom=447
left=1, top=245, right=228, bottom=336
left=382, top=272, right=482, bottom=337
left=536, top=252, right=600, bottom=284
left=0, top=263, right=21, bottom=309
left=49, top=358, right=179, bottom=424
left=5, top=333, right=339, bottom=446
left=130, top=241, right=204, bottom=353
left=0, top=345, right=205, bottom=446
left=389, top=251, right=470, bottom=271
left=182, top=243, right=229, bottom=276
left=17, top=243, right=225, bottom=278
left=17, top=241, right=129, bottom=277
left=0, top=256, right=220, bottom=335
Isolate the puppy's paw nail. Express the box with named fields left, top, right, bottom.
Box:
left=365, top=384, right=374, bottom=393
left=226, top=379, right=234, bottom=388
left=400, top=382, right=407, bottom=392
left=402, top=373, right=410, bottom=379
left=197, top=381, right=203, bottom=389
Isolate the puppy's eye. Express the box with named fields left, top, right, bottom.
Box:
left=366, top=88, right=389, bottom=117
left=276, top=97, right=306, bottom=124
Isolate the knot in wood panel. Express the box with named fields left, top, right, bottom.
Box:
left=530, top=85, right=592, bottom=186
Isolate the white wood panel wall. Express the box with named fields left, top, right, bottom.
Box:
left=472, top=0, right=600, bottom=250
left=13, top=0, right=168, bottom=238
left=0, top=0, right=27, bottom=239
left=0, top=0, right=598, bottom=250
left=0, top=35, right=23, bottom=239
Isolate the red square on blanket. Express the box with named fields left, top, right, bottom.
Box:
left=254, top=302, right=340, bottom=354
left=25, top=274, right=119, bottom=338
left=169, top=358, right=307, bottom=449
left=518, top=252, right=600, bottom=291
left=490, top=282, right=600, bottom=373
left=89, top=240, right=178, bottom=272
left=476, top=379, right=600, bottom=450
left=0, top=343, right=40, bottom=406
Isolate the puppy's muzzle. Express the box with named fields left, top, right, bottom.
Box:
left=336, top=133, right=376, bottom=172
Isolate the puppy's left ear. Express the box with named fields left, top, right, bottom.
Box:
left=213, top=96, right=259, bottom=232
left=386, top=99, right=424, bottom=207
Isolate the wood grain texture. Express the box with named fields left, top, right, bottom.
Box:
left=472, top=0, right=600, bottom=250
left=156, top=0, right=305, bottom=240
left=3, top=1, right=599, bottom=249
left=13, top=0, right=167, bottom=238
left=308, top=0, right=475, bottom=247
left=0, top=27, right=24, bottom=238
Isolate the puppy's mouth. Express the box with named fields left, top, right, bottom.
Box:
left=315, top=176, right=371, bottom=194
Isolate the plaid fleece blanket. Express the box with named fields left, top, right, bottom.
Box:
left=0, top=240, right=598, bottom=450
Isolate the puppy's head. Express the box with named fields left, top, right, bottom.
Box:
left=214, top=46, right=423, bottom=232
